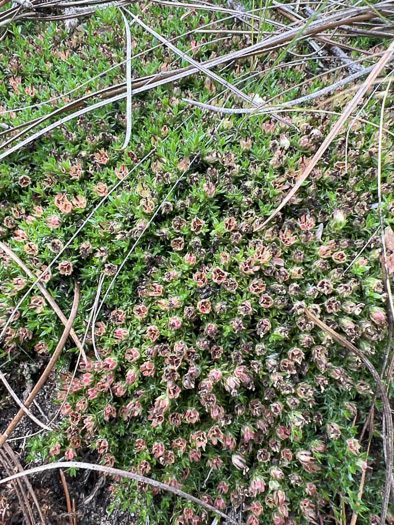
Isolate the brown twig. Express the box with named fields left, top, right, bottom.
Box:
left=0, top=280, right=80, bottom=448
left=0, top=461, right=237, bottom=524
left=0, top=242, right=86, bottom=360
left=60, top=471, right=74, bottom=525
left=377, top=80, right=394, bottom=385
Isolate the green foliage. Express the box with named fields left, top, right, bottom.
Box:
left=0, top=2, right=392, bottom=524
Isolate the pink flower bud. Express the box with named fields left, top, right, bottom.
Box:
left=168, top=317, right=182, bottom=330
left=270, top=468, right=284, bottom=480
left=346, top=438, right=361, bottom=455
left=152, top=442, right=165, bottom=458
left=50, top=443, right=61, bottom=456
left=146, top=325, right=160, bottom=341
left=370, top=307, right=387, bottom=325
left=208, top=369, right=222, bottom=382
left=65, top=449, right=75, bottom=461
left=103, top=357, right=117, bottom=370
left=217, top=481, right=229, bottom=494
left=114, top=328, right=129, bottom=340
left=232, top=454, right=247, bottom=470
left=126, top=369, right=138, bottom=385
left=246, top=515, right=259, bottom=525
left=184, top=253, right=196, bottom=264
left=215, top=497, right=226, bottom=510
left=250, top=477, right=265, bottom=496
left=125, top=347, right=140, bottom=362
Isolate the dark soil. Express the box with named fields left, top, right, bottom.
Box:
left=0, top=369, right=133, bottom=524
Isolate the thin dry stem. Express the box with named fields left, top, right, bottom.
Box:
left=349, top=410, right=374, bottom=525
left=60, top=470, right=74, bottom=525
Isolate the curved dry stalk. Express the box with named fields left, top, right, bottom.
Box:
left=344, top=227, right=381, bottom=273
left=185, top=98, right=394, bottom=139
left=0, top=280, right=80, bottom=448
left=376, top=75, right=394, bottom=376
left=90, top=274, right=105, bottom=361
left=304, top=308, right=393, bottom=525
left=0, top=241, right=85, bottom=359
left=349, top=412, right=374, bottom=525
left=0, top=461, right=237, bottom=524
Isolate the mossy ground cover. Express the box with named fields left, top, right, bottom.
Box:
left=0, top=1, right=393, bottom=524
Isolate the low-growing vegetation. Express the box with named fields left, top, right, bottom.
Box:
left=0, top=0, right=393, bottom=524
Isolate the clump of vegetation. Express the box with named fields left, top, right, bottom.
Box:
left=0, top=0, right=393, bottom=524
